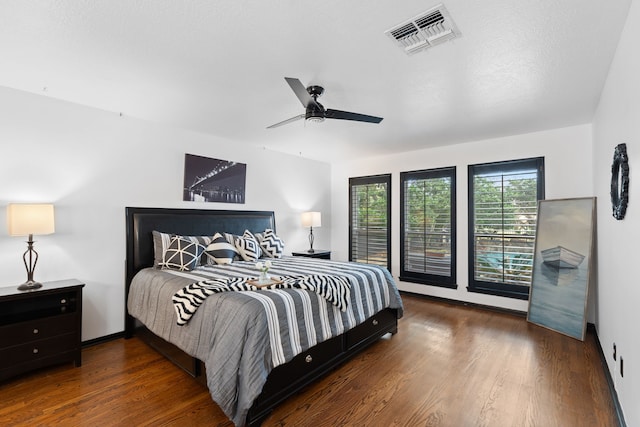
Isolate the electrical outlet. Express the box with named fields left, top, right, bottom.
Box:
left=620, top=357, right=624, bottom=378
left=613, top=343, right=617, bottom=361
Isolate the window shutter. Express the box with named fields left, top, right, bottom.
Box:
left=400, top=167, right=456, bottom=287
left=349, top=175, right=391, bottom=270
left=473, top=170, right=538, bottom=285
left=468, top=157, right=544, bottom=299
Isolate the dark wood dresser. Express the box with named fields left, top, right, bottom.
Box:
left=291, top=249, right=331, bottom=260
left=0, top=279, right=84, bottom=381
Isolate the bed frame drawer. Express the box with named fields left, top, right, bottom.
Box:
left=260, top=334, right=344, bottom=397
left=346, top=308, right=397, bottom=350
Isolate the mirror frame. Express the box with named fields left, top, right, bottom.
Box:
left=610, top=143, right=629, bottom=220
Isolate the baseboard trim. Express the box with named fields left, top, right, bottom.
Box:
left=399, top=290, right=527, bottom=318
left=82, top=331, right=125, bottom=348
left=588, top=324, right=627, bottom=427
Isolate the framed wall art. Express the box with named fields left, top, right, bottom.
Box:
left=183, top=153, right=246, bottom=204
left=527, top=197, right=596, bottom=341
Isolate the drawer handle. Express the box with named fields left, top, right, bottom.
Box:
left=60, top=298, right=67, bottom=304
left=372, top=319, right=379, bottom=326
left=33, top=328, right=39, bottom=334
left=305, top=354, right=313, bottom=363
left=33, top=348, right=39, bottom=354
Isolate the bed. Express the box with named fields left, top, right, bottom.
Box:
left=124, top=207, right=403, bottom=426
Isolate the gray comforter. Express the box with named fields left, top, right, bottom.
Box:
left=127, top=256, right=403, bottom=426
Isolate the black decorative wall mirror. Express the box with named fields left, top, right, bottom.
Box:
left=610, top=143, right=629, bottom=220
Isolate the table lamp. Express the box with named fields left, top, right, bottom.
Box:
left=7, top=203, right=55, bottom=291
left=301, top=211, right=321, bottom=253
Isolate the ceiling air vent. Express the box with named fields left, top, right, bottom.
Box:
left=385, top=4, right=460, bottom=55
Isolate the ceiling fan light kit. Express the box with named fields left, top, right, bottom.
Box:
left=267, top=77, right=383, bottom=129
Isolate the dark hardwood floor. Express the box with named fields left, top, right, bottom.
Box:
left=0, top=294, right=619, bottom=426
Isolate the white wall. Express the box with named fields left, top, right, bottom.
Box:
left=593, top=0, right=640, bottom=424
left=331, top=124, right=594, bottom=313
left=0, top=87, right=332, bottom=342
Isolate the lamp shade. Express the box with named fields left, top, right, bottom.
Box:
left=301, top=211, right=321, bottom=228
left=7, top=204, right=55, bottom=236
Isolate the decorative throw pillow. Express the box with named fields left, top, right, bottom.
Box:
left=205, top=233, right=238, bottom=265
left=257, top=229, right=285, bottom=258
left=152, top=231, right=173, bottom=267
left=235, top=230, right=262, bottom=261
left=223, top=232, right=242, bottom=260
left=153, top=231, right=212, bottom=267
left=223, top=232, right=238, bottom=245
left=160, top=236, right=205, bottom=271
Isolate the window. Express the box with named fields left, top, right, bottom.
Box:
left=349, top=174, right=391, bottom=270
left=400, top=167, right=456, bottom=288
left=468, top=157, right=544, bottom=299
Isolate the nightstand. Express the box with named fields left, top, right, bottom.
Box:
left=0, top=279, right=84, bottom=381
left=291, top=250, right=331, bottom=260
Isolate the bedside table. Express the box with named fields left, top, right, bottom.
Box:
left=0, top=279, right=84, bottom=381
left=291, top=250, right=331, bottom=260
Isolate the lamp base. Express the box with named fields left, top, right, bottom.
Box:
left=18, top=280, right=43, bottom=291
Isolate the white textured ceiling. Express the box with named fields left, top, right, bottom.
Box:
left=0, top=1, right=632, bottom=162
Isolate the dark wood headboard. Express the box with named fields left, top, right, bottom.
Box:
left=124, top=207, right=276, bottom=336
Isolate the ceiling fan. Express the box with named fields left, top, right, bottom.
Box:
left=267, top=77, right=383, bottom=129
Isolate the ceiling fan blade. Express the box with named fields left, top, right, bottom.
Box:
left=266, top=113, right=305, bottom=129
left=284, top=77, right=320, bottom=109
left=325, top=109, right=383, bottom=124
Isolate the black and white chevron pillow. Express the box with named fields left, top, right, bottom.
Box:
left=235, top=230, right=262, bottom=261
left=160, top=236, right=205, bottom=271
left=205, top=233, right=238, bottom=265
left=258, top=229, right=284, bottom=258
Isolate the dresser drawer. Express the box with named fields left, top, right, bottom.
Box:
left=0, top=313, right=78, bottom=348
left=0, top=332, right=78, bottom=366
left=0, top=290, right=77, bottom=326
left=346, top=308, right=397, bottom=349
